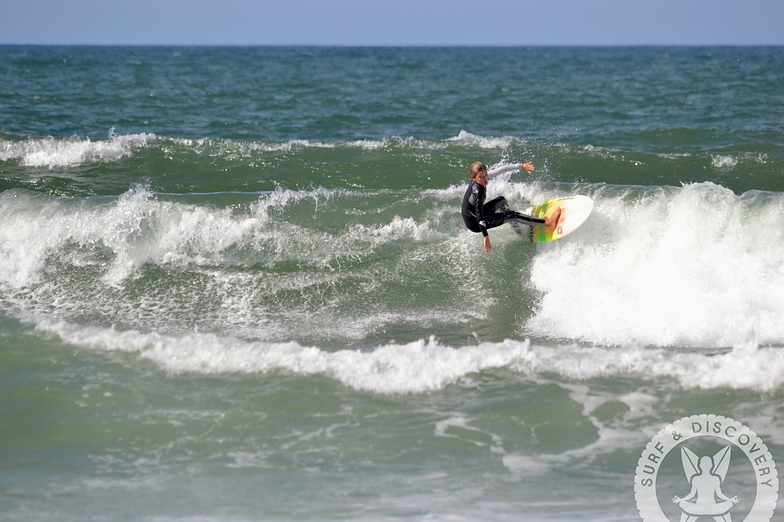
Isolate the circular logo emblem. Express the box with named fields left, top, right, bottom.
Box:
left=635, top=414, right=778, bottom=522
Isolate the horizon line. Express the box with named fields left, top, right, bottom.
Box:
left=2, top=43, right=783, bottom=48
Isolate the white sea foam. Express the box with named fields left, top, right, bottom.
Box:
left=435, top=416, right=505, bottom=453
left=711, top=154, right=739, bottom=169
left=0, top=184, right=450, bottom=289
left=0, top=132, right=155, bottom=168
left=450, top=130, right=517, bottom=149
left=175, top=137, right=340, bottom=155
left=527, top=182, right=784, bottom=349
left=4, top=181, right=784, bottom=355
left=28, top=317, right=784, bottom=393
left=0, top=131, right=527, bottom=170
left=351, top=215, right=451, bottom=244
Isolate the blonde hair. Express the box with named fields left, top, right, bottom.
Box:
left=469, top=161, right=487, bottom=180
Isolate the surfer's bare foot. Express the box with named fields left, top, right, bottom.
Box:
left=545, top=208, right=562, bottom=228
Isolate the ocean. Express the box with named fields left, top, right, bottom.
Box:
left=1, top=45, right=783, bottom=521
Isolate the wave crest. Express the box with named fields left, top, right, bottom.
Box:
left=0, top=132, right=156, bottom=168
left=29, top=317, right=784, bottom=394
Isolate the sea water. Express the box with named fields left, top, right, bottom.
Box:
left=1, top=46, right=783, bottom=521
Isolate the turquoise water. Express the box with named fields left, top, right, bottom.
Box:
left=1, top=46, right=784, bottom=521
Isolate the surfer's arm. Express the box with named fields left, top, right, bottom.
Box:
left=474, top=198, right=492, bottom=252
left=475, top=195, right=495, bottom=252
left=476, top=211, right=489, bottom=237
left=483, top=235, right=491, bottom=253
left=470, top=185, right=490, bottom=237
left=477, top=205, right=492, bottom=252
left=474, top=200, right=491, bottom=252
left=486, top=162, right=535, bottom=180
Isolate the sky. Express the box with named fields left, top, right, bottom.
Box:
left=1, top=0, right=783, bottom=47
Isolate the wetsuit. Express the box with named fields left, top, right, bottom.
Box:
left=461, top=165, right=545, bottom=236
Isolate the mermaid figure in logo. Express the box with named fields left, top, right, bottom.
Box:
left=672, top=446, right=740, bottom=522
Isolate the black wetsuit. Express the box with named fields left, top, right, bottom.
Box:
left=461, top=181, right=544, bottom=236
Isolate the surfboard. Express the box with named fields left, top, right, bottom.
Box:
left=508, top=195, right=593, bottom=242
left=530, top=195, right=594, bottom=243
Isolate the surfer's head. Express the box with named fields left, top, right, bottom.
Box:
left=469, top=161, right=487, bottom=180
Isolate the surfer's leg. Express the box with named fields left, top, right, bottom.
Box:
left=503, top=210, right=545, bottom=226
left=480, top=199, right=515, bottom=231
left=545, top=207, right=562, bottom=228
left=482, top=196, right=508, bottom=215
left=485, top=201, right=558, bottom=230
left=505, top=208, right=562, bottom=228
left=482, top=212, right=509, bottom=230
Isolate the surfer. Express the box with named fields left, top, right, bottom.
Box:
left=461, top=161, right=561, bottom=252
